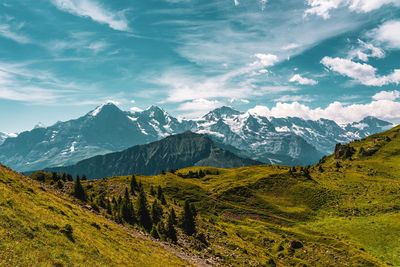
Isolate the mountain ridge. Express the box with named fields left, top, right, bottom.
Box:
left=0, top=102, right=393, bottom=171
left=42, top=131, right=262, bottom=178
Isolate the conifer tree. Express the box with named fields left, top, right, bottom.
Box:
left=136, top=188, right=152, bottom=231
left=157, top=185, right=167, bottom=205
left=181, top=200, right=196, bottom=236
left=121, top=188, right=135, bottom=224
left=166, top=212, right=177, bottom=243
left=57, top=180, right=63, bottom=189
left=170, top=208, right=177, bottom=225
left=157, top=185, right=163, bottom=199
left=106, top=199, right=112, bottom=215
left=130, top=175, right=138, bottom=195
left=150, top=185, right=155, bottom=196
left=73, top=176, right=86, bottom=202
left=191, top=203, right=197, bottom=218
left=151, top=200, right=163, bottom=225
left=156, top=221, right=166, bottom=240
left=81, top=174, right=87, bottom=181
left=150, top=225, right=160, bottom=239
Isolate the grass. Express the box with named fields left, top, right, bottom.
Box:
left=19, top=124, right=400, bottom=266
left=0, top=164, right=188, bottom=266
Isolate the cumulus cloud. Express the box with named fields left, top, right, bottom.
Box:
left=372, top=90, right=400, bottom=101
left=350, top=39, right=385, bottom=62
left=321, top=56, right=400, bottom=86
left=248, top=97, right=400, bottom=124
left=305, top=0, right=399, bottom=19
left=289, top=74, right=318, bottom=85
left=252, top=53, right=279, bottom=67
left=371, top=20, right=400, bottom=49
left=51, top=0, right=130, bottom=31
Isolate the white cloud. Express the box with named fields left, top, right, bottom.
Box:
left=252, top=53, right=279, bottom=67
left=274, top=95, right=314, bottom=102
left=347, top=0, right=400, bottom=13
left=304, top=0, right=342, bottom=19
left=177, top=98, right=224, bottom=118
left=321, top=56, right=400, bottom=86
left=0, top=62, right=97, bottom=105
left=350, top=39, right=385, bottom=61
left=289, top=74, right=318, bottom=85
left=51, top=0, right=130, bottom=31
left=248, top=98, right=400, bottom=124
left=371, top=20, right=400, bottom=49
left=0, top=23, right=30, bottom=44
left=372, top=90, right=400, bottom=101
left=305, top=0, right=400, bottom=19
left=130, top=106, right=143, bottom=113
left=86, top=40, right=109, bottom=53
left=154, top=64, right=297, bottom=103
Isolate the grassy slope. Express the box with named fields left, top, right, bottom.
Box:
left=66, top=165, right=386, bottom=266
left=0, top=164, right=188, bottom=266
left=306, top=125, right=400, bottom=266
left=25, top=125, right=400, bottom=266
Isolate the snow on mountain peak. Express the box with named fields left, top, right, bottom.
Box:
left=90, top=101, right=121, bottom=117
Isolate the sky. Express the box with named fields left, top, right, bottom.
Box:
left=1, top=0, right=400, bottom=133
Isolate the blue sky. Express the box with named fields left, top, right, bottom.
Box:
left=1, top=0, right=400, bottom=132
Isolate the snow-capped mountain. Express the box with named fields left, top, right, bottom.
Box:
left=0, top=102, right=394, bottom=172
left=0, top=103, right=180, bottom=171
left=270, top=116, right=393, bottom=155
left=0, top=132, right=17, bottom=145
left=187, top=107, right=323, bottom=165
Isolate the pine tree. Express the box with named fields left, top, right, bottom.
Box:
left=157, top=186, right=167, bottom=205
left=73, top=176, right=86, bottom=202
left=150, top=186, right=155, bottom=196
left=156, top=221, right=166, bottom=240
left=106, top=199, right=112, bottom=215
left=130, top=175, right=138, bottom=195
left=82, top=174, right=87, bottom=181
left=166, top=212, right=177, bottom=243
left=170, top=208, right=177, bottom=225
left=57, top=180, right=63, bottom=189
left=191, top=203, right=197, bottom=218
left=157, top=185, right=163, bottom=199
left=150, top=225, right=160, bottom=239
left=151, top=200, right=163, bottom=225
left=121, top=188, right=135, bottom=224
left=136, top=188, right=152, bottom=231
left=181, top=200, right=196, bottom=236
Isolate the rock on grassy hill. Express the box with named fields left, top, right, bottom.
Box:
left=0, top=163, right=198, bottom=266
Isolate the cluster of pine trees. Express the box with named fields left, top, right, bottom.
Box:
left=72, top=175, right=197, bottom=243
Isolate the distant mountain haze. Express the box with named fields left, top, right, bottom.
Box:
left=0, top=102, right=393, bottom=171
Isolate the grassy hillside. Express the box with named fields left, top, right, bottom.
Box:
left=26, top=125, right=400, bottom=266
left=0, top=163, right=191, bottom=266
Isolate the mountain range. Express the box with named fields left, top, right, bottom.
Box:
left=0, top=102, right=393, bottom=171
left=0, top=132, right=16, bottom=145
left=43, top=131, right=261, bottom=178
